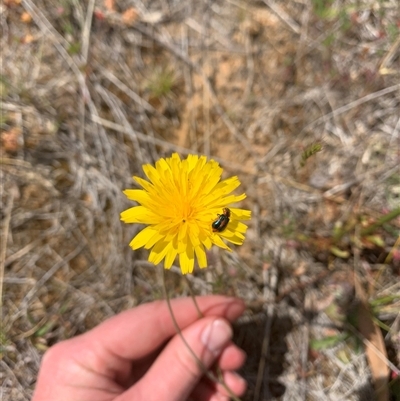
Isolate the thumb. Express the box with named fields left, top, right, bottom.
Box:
left=123, top=317, right=233, bottom=401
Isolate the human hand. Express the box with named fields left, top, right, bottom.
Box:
left=32, top=296, right=247, bottom=401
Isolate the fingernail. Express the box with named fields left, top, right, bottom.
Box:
left=230, top=371, right=247, bottom=388
left=201, top=319, right=232, bottom=355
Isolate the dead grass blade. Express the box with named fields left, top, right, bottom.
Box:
left=0, top=193, right=14, bottom=307
left=355, top=273, right=390, bottom=401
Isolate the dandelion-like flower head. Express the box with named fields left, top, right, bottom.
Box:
left=121, top=153, right=251, bottom=274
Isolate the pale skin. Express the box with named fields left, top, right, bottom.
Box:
left=32, top=296, right=247, bottom=401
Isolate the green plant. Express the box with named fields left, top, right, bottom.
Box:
left=311, top=0, right=335, bottom=18
left=300, top=142, right=323, bottom=167
left=146, top=67, right=176, bottom=98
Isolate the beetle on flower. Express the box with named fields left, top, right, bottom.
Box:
left=121, top=153, right=251, bottom=274
left=212, top=207, right=231, bottom=232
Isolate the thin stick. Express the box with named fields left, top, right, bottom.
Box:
left=81, top=0, right=96, bottom=65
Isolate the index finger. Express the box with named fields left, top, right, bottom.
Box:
left=84, top=295, right=244, bottom=360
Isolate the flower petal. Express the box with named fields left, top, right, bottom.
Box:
left=220, top=230, right=245, bottom=245
left=143, top=163, right=162, bottom=186
left=179, top=244, right=195, bottom=274
left=230, top=208, right=252, bottom=220
left=143, top=229, right=165, bottom=249
left=120, top=206, right=160, bottom=224
left=211, top=234, right=232, bottom=251
left=132, top=176, right=154, bottom=193
left=123, top=189, right=156, bottom=208
left=228, top=221, right=248, bottom=234
left=164, top=245, right=178, bottom=269
left=213, top=176, right=241, bottom=195
left=129, top=226, right=158, bottom=249
left=148, top=240, right=171, bottom=265
left=194, top=245, right=207, bottom=268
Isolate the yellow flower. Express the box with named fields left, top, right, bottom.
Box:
left=121, top=153, right=251, bottom=274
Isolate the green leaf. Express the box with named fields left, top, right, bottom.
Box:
left=34, top=321, right=56, bottom=337
left=365, top=235, right=385, bottom=247
left=310, top=333, right=347, bottom=350
left=330, top=246, right=350, bottom=258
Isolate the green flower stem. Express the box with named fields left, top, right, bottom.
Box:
left=184, top=276, right=204, bottom=318
left=162, top=268, right=241, bottom=401
left=360, top=207, right=400, bottom=236
left=185, top=275, right=237, bottom=401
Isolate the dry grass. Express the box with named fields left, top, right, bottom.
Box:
left=1, top=0, right=400, bottom=400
